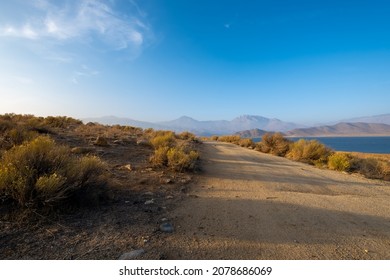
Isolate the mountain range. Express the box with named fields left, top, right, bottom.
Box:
left=84, top=113, right=390, bottom=136
left=286, top=122, right=390, bottom=137
left=84, top=115, right=304, bottom=135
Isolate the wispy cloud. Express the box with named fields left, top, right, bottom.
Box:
left=71, top=64, right=100, bottom=84
left=0, top=0, right=151, bottom=52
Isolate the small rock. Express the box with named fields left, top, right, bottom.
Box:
left=122, top=164, right=132, bottom=171
left=166, top=195, right=174, bottom=199
left=137, top=139, right=150, bottom=146
left=160, top=223, right=174, bottom=233
left=144, top=199, right=154, bottom=205
left=161, top=218, right=168, bottom=222
left=118, top=249, right=145, bottom=260
left=144, top=191, right=154, bottom=196
left=164, top=178, right=173, bottom=184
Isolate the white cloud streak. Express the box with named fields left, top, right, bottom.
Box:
left=0, top=0, right=150, bottom=52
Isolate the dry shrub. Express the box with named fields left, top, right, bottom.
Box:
left=256, top=133, right=291, bottom=156
left=150, top=146, right=170, bottom=167
left=150, top=131, right=176, bottom=149
left=350, top=157, right=389, bottom=180
left=149, top=129, right=199, bottom=172
left=217, top=135, right=241, bottom=144
left=210, top=135, right=219, bottom=141
left=0, top=136, right=109, bottom=209
left=328, top=152, right=351, bottom=171
left=178, top=131, right=196, bottom=141
left=44, top=116, right=82, bottom=128
left=0, top=127, right=38, bottom=150
left=287, top=139, right=332, bottom=165
left=167, top=147, right=199, bottom=172
left=238, top=138, right=255, bottom=148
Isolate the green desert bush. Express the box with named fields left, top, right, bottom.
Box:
left=287, top=139, right=332, bottom=165
left=0, top=136, right=109, bottom=209
left=328, top=152, right=351, bottom=171
left=256, top=133, right=291, bottom=156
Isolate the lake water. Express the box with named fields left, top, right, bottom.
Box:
left=252, top=136, right=390, bottom=154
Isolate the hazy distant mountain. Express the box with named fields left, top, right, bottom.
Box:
left=286, top=122, right=390, bottom=137
left=235, top=128, right=272, bottom=138
left=158, top=115, right=303, bottom=135
left=341, top=114, right=390, bottom=125
left=83, top=116, right=162, bottom=129
left=83, top=115, right=303, bottom=135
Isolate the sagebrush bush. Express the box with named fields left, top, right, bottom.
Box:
left=217, top=135, right=241, bottom=144
left=178, top=131, right=196, bottom=141
left=167, top=147, right=199, bottom=172
left=256, top=133, right=291, bottom=156
left=238, top=138, right=255, bottom=148
left=150, top=131, right=176, bottom=149
left=0, top=127, right=38, bottom=150
left=0, top=136, right=109, bottom=209
left=349, top=157, right=389, bottom=180
left=287, top=139, right=332, bottom=165
left=328, top=153, right=351, bottom=171
left=150, top=146, right=170, bottom=167
left=44, top=116, right=82, bottom=128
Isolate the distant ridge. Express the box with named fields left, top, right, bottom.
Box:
left=83, top=115, right=304, bottom=135
left=342, top=114, right=390, bottom=125
left=235, top=129, right=275, bottom=138
left=286, top=122, right=390, bottom=137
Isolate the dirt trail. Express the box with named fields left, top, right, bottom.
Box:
left=161, top=141, right=390, bottom=259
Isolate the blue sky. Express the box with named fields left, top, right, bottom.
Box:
left=1, top=0, right=389, bottom=124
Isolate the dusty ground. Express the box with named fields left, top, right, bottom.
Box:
left=0, top=126, right=194, bottom=260
left=156, top=141, right=390, bottom=259
left=1, top=136, right=389, bottom=260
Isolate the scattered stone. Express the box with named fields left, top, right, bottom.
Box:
left=160, top=223, right=174, bottom=233
left=144, top=191, right=154, bottom=196
left=118, top=249, right=145, bottom=260
left=94, top=136, right=109, bottom=147
left=137, top=139, right=150, bottom=146
left=124, top=201, right=130, bottom=204
left=161, top=218, right=168, bottom=222
left=121, top=164, right=132, bottom=171
left=113, top=139, right=123, bottom=145
left=164, top=178, right=173, bottom=184
left=166, top=195, right=174, bottom=199
left=144, top=199, right=154, bottom=205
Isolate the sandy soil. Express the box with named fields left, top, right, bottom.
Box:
left=158, top=141, right=390, bottom=259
